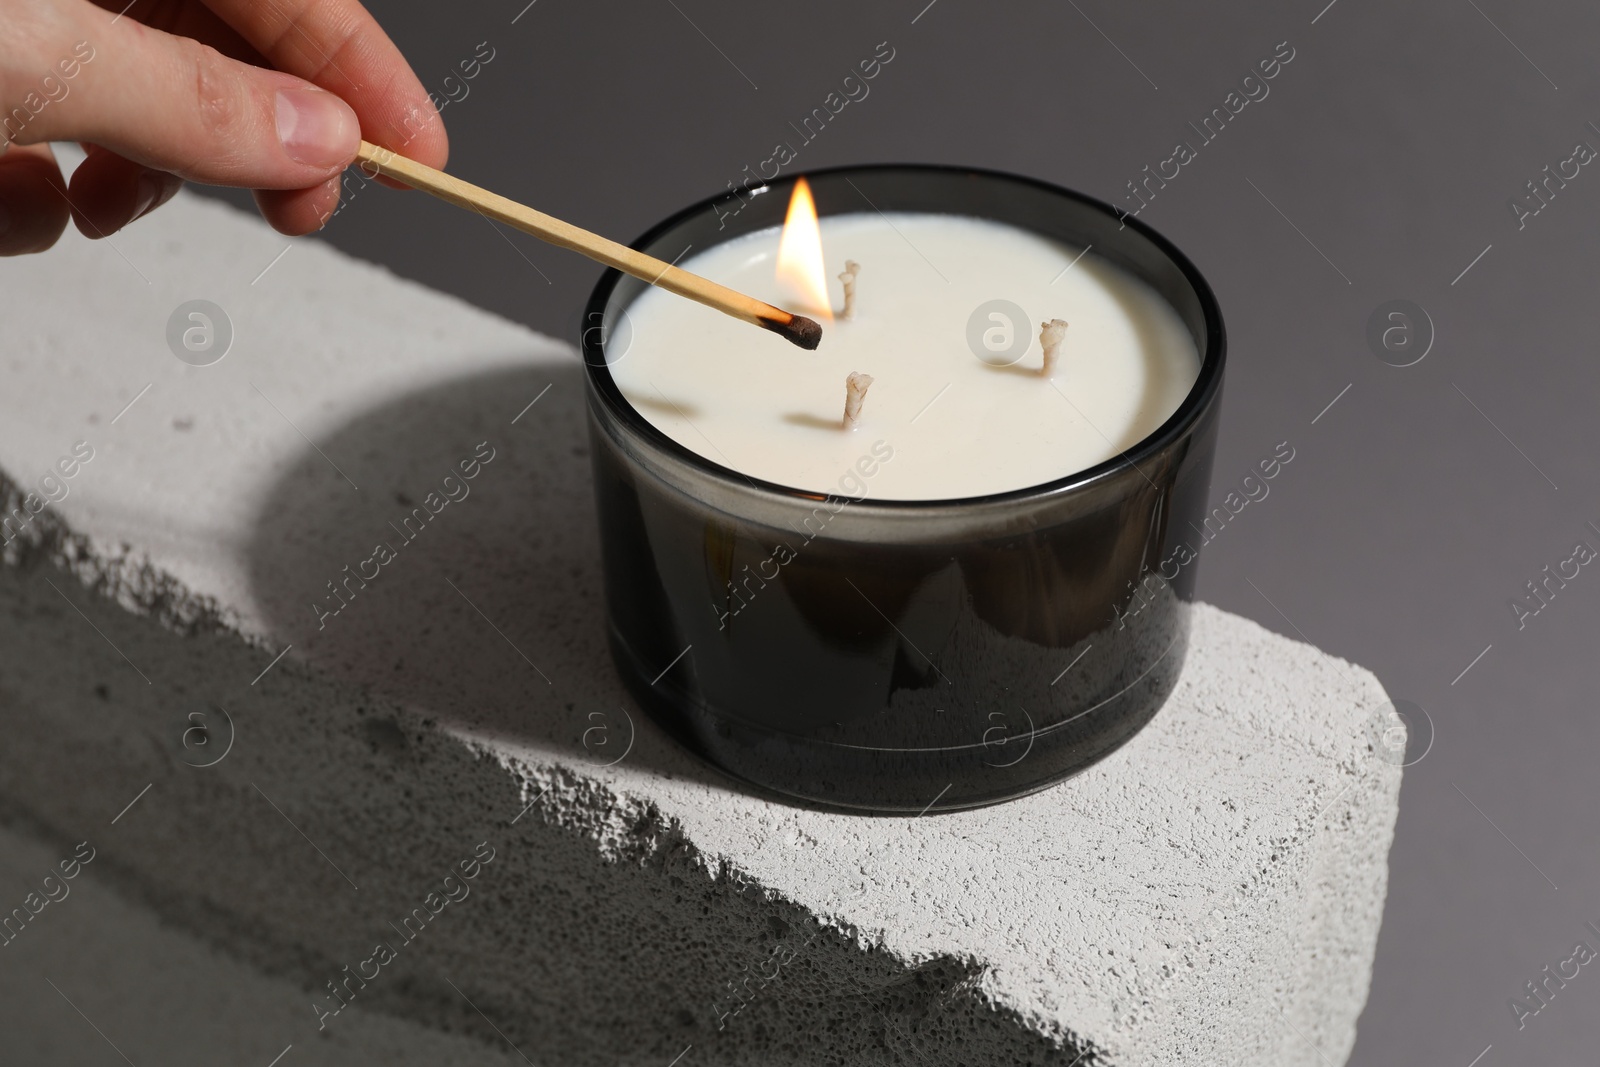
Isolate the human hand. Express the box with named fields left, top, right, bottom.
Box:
left=0, top=0, right=448, bottom=254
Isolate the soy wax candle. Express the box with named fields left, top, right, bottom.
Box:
left=612, top=194, right=1200, bottom=499
left=582, top=166, right=1225, bottom=813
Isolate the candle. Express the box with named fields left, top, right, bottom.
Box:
left=611, top=209, right=1201, bottom=500
left=582, top=166, right=1225, bottom=813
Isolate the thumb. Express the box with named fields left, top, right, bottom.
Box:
left=14, top=20, right=359, bottom=189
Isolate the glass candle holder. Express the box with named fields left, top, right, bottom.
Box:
left=582, top=165, right=1225, bottom=814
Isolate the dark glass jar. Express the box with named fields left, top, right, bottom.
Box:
left=582, top=165, right=1224, bottom=813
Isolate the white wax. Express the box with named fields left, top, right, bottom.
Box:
left=612, top=213, right=1200, bottom=500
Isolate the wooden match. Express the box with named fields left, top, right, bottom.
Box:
left=352, top=142, right=823, bottom=351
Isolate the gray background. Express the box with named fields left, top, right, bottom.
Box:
left=194, top=1, right=1600, bottom=1063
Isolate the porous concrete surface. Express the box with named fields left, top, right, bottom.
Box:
left=0, top=158, right=1402, bottom=1066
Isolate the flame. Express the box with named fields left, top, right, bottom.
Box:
left=774, top=178, right=833, bottom=321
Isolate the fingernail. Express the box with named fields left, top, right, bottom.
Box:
left=132, top=173, right=162, bottom=222
left=275, top=87, right=356, bottom=168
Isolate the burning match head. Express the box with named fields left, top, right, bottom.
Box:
left=763, top=313, right=824, bottom=351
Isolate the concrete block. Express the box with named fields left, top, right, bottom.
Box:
left=0, top=166, right=1402, bottom=1066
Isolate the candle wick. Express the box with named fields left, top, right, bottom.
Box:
left=1039, top=318, right=1069, bottom=377
left=838, top=260, right=861, bottom=321
left=842, top=371, right=874, bottom=430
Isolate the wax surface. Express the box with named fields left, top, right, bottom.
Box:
left=612, top=213, right=1201, bottom=500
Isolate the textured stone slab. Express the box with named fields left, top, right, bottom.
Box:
left=0, top=163, right=1401, bottom=1066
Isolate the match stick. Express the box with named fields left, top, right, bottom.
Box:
left=353, top=142, right=823, bottom=350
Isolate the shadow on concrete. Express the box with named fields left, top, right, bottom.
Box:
left=242, top=358, right=726, bottom=791
left=0, top=370, right=1105, bottom=1066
